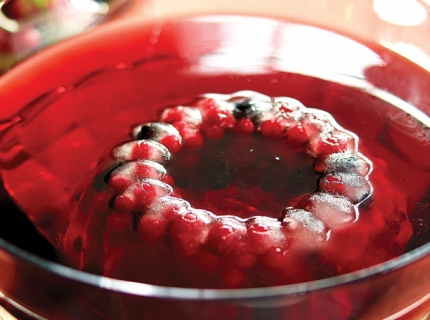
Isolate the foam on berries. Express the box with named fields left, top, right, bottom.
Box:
left=105, top=91, right=375, bottom=286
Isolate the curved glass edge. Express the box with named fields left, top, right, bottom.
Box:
left=0, top=291, right=47, bottom=320
left=1, top=236, right=430, bottom=301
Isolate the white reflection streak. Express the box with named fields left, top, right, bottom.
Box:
left=274, top=24, right=384, bottom=79
left=381, top=41, right=430, bottom=71
left=192, top=16, right=277, bottom=74
left=373, top=0, right=428, bottom=26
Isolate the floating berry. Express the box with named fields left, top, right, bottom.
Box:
left=171, top=121, right=204, bottom=148
left=283, top=209, right=325, bottom=235
left=314, top=152, right=371, bottom=176
left=168, top=212, right=207, bottom=257
left=319, top=172, right=371, bottom=204
left=286, top=125, right=308, bottom=143
left=298, top=192, right=355, bottom=229
left=111, top=140, right=171, bottom=163
left=137, top=196, right=191, bottom=240
left=233, top=118, right=254, bottom=135
left=205, top=126, right=225, bottom=140
left=160, top=106, right=202, bottom=125
left=160, top=174, right=175, bottom=186
left=260, top=119, right=285, bottom=138
left=246, top=217, right=286, bottom=255
left=230, top=94, right=272, bottom=126
left=113, top=179, right=172, bottom=211
left=202, top=106, right=235, bottom=129
left=109, top=160, right=166, bottom=191
left=132, top=122, right=183, bottom=154
left=137, top=215, right=168, bottom=241
left=221, top=267, right=245, bottom=288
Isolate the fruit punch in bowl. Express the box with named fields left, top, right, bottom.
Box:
left=0, top=1, right=430, bottom=319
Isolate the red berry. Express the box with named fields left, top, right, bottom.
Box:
left=205, top=126, right=225, bottom=140
left=168, top=212, right=206, bottom=256
left=286, top=125, right=308, bottom=143
left=194, top=250, right=221, bottom=271
left=133, top=180, right=172, bottom=208
left=137, top=216, right=168, bottom=241
left=261, top=119, right=284, bottom=138
left=161, top=174, right=175, bottom=186
left=204, top=108, right=234, bottom=128
left=247, top=220, right=284, bottom=255
left=262, top=247, right=290, bottom=269
left=206, top=222, right=256, bottom=268
left=160, top=106, right=202, bottom=124
left=221, top=267, right=245, bottom=288
left=112, top=140, right=170, bottom=162
left=160, top=135, right=182, bottom=153
left=109, top=175, right=130, bottom=191
left=113, top=193, right=135, bottom=212
left=233, top=118, right=254, bottom=135
left=184, top=133, right=204, bottom=148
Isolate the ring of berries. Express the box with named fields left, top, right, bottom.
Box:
left=107, top=91, right=373, bottom=271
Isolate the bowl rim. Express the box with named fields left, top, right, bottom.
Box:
left=1, top=236, right=430, bottom=300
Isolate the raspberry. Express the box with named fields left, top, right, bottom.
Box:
left=137, top=197, right=190, bottom=240
left=261, top=246, right=290, bottom=269
left=319, top=172, right=371, bottom=204
left=168, top=212, right=207, bottom=257
left=260, top=119, right=285, bottom=138
left=298, top=192, right=355, bottom=229
left=172, top=121, right=204, bottom=148
left=283, top=209, right=325, bottom=235
left=202, top=106, right=235, bottom=128
left=111, top=140, right=170, bottom=163
left=160, top=106, right=202, bottom=125
left=160, top=174, right=175, bottom=186
left=205, top=126, right=225, bottom=140
left=286, top=125, right=308, bottom=143
left=233, top=118, right=254, bottom=135
left=109, top=160, right=166, bottom=191
left=113, top=179, right=172, bottom=211
left=137, top=216, right=168, bottom=241
left=132, top=122, right=183, bottom=154
left=246, top=217, right=286, bottom=255
left=314, top=152, right=371, bottom=176
left=221, top=267, right=245, bottom=288
left=160, top=135, right=182, bottom=153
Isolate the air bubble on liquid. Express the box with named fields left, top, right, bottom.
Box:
left=56, top=85, right=73, bottom=93
left=115, top=62, right=133, bottom=70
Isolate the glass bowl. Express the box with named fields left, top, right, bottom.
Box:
left=0, top=0, right=429, bottom=319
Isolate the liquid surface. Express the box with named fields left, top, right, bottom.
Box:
left=168, top=131, right=319, bottom=219
left=0, top=16, right=429, bottom=290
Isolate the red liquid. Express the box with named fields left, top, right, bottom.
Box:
left=0, top=15, right=430, bottom=318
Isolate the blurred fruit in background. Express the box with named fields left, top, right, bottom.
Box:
left=0, top=0, right=128, bottom=72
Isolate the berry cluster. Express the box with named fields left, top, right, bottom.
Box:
left=106, top=91, right=373, bottom=287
